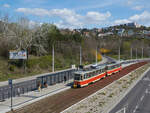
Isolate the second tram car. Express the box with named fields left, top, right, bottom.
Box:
left=106, top=63, right=122, bottom=75
left=73, top=62, right=122, bottom=88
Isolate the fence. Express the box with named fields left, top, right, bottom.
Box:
left=0, top=69, right=75, bottom=101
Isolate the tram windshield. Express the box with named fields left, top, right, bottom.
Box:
left=74, top=74, right=81, bottom=80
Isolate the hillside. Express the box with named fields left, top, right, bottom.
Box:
left=0, top=18, right=150, bottom=81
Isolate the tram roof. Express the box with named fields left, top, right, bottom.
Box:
left=74, top=65, right=106, bottom=75
left=106, top=62, right=121, bottom=67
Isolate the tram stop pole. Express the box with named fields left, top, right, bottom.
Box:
left=8, top=79, right=13, bottom=111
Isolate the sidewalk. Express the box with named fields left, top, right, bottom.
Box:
left=0, top=79, right=73, bottom=113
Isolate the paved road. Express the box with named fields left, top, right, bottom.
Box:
left=110, top=70, right=150, bottom=113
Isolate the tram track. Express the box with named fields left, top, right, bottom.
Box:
left=8, top=61, right=148, bottom=113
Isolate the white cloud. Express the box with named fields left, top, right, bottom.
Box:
left=114, top=11, right=150, bottom=26
left=129, top=11, right=150, bottom=24
left=85, top=11, right=111, bottom=24
left=16, top=8, right=111, bottom=28
left=16, top=8, right=49, bottom=16
left=114, top=19, right=132, bottom=25
left=3, top=4, right=10, bottom=8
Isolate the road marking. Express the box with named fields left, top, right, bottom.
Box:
left=143, top=77, right=150, bottom=81
left=133, top=105, right=138, bottom=113
left=145, top=88, right=148, bottom=94
left=140, top=95, right=144, bottom=101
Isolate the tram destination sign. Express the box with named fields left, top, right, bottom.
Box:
left=9, top=50, right=27, bottom=59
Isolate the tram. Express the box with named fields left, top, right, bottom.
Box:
left=73, top=62, right=122, bottom=88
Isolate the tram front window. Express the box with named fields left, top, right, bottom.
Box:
left=74, top=74, right=81, bottom=80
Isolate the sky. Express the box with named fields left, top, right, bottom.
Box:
left=0, top=0, right=150, bottom=28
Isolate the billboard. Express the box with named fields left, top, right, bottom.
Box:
left=9, top=50, right=27, bottom=59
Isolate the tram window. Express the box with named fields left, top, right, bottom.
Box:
left=88, top=73, right=91, bottom=77
left=84, top=74, right=87, bottom=79
left=105, top=66, right=108, bottom=70
left=89, top=72, right=92, bottom=77
left=86, top=74, right=88, bottom=78
left=92, top=72, right=94, bottom=76
left=74, top=74, right=81, bottom=80
left=93, top=71, right=96, bottom=76
left=100, top=69, right=102, bottom=73
left=93, top=71, right=95, bottom=76
left=96, top=70, right=99, bottom=74
left=107, top=66, right=110, bottom=70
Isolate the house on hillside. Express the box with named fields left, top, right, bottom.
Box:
left=98, top=32, right=113, bottom=37
left=117, top=29, right=125, bottom=36
left=127, top=29, right=134, bottom=36
left=125, top=22, right=141, bottom=28
left=143, top=30, right=150, bottom=38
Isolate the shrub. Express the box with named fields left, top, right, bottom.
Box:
left=9, top=65, right=16, bottom=71
left=26, top=59, right=39, bottom=68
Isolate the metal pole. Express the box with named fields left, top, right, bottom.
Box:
left=11, top=84, right=13, bottom=111
left=136, top=48, right=137, bottom=59
left=131, top=48, right=132, bottom=59
left=80, top=46, right=82, bottom=65
left=119, top=45, right=120, bottom=61
left=52, top=44, right=54, bottom=72
left=142, top=47, right=143, bottom=59
left=118, top=35, right=121, bottom=61
left=96, top=47, right=97, bottom=65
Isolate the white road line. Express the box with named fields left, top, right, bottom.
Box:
left=133, top=105, right=138, bottom=113
left=140, top=95, right=144, bottom=101
left=145, top=88, right=148, bottom=94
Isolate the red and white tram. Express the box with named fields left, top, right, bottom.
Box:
left=73, top=62, right=122, bottom=88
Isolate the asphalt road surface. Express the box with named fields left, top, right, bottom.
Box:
left=110, top=70, right=150, bottom=113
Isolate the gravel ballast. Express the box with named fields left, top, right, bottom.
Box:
left=64, top=63, right=150, bottom=113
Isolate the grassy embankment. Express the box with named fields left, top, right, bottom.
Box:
left=0, top=54, right=101, bottom=82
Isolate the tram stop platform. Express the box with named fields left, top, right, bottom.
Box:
left=0, top=79, right=73, bottom=113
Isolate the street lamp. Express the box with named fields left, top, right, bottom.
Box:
left=142, top=47, right=143, bottom=59
left=96, top=46, right=98, bottom=65
left=136, top=48, right=137, bottom=59
left=118, top=29, right=125, bottom=61
left=80, top=45, right=82, bottom=65
left=52, top=44, right=54, bottom=72
left=130, top=47, right=132, bottom=59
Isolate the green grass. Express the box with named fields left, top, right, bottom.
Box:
left=0, top=54, right=101, bottom=82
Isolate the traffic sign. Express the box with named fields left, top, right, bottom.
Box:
left=8, top=79, right=12, bottom=85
